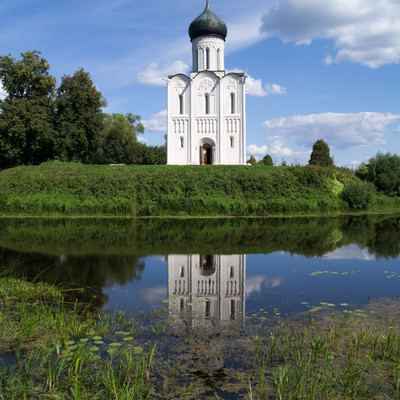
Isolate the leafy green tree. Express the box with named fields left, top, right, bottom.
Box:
left=0, top=51, right=56, bottom=168
left=263, top=154, right=273, bottom=166
left=140, top=143, right=167, bottom=165
left=341, top=180, right=375, bottom=211
left=357, top=152, right=400, bottom=196
left=94, top=113, right=144, bottom=164
left=55, top=68, right=104, bottom=162
left=308, top=139, right=334, bottom=167
left=247, top=155, right=257, bottom=165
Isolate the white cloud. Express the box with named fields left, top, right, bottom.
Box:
left=247, top=136, right=309, bottom=162
left=137, top=135, right=148, bottom=144
left=246, top=77, right=286, bottom=97
left=246, top=275, right=284, bottom=296
left=138, top=285, right=167, bottom=305
left=265, top=83, right=286, bottom=95
left=263, top=112, right=400, bottom=150
left=246, top=75, right=268, bottom=97
left=266, top=136, right=309, bottom=159
left=227, top=13, right=269, bottom=52
left=260, top=0, right=400, bottom=68
left=142, top=109, right=167, bottom=132
left=0, top=82, right=6, bottom=100
left=137, top=60, right=189, bottom=86
left=323, top=245, right=375, bottom=260
left=229, top=69, right=286, bottom=97
left=247, top=144, right=269, bottom=155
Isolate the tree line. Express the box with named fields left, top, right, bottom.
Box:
left=0, top=51, right=166, bottom=169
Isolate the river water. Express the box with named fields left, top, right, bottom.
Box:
left=1, top=214, right=399, bottom=325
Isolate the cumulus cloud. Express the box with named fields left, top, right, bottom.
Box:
left=138, top=285, right=167, bottom=305
left=260, top=0, right=400, bottom=68
left=247, top=136, right=309, bottom=161
left=266, top=135, right=308, bottom=159
left=142, top=109, right=167, bottom=132
left=247, top=144, right=269, bottom=155
left=246, top=275, right=284, bottom=296
left=263, top=112, right=400, bottom=150
left=137, top=135, right=149, bottom=144
left=323, top=245, right=375, bottom=261
left=245, top=75, right=268, bottom=97
left=137, top=60, right=189, bottom=86
left=229, top=69, right=286, bottom=97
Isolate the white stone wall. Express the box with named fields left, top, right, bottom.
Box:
left=166, top=27, right=246, bottom=165
left=167, top=254, right=246, bottom=328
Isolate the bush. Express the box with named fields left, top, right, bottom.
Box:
left=341, top=180, right=375, bottom=211
left=357, top=152, right=400, bottom=196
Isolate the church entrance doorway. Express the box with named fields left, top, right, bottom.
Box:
left=201, top=143, right=212, bottom=165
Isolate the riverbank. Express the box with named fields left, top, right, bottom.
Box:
left=0, top=161, right=399, bottom=217
left=1, top=275, right=400, bottom=399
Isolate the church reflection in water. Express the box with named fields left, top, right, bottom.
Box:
left=167, top=255, right=246, bottom=331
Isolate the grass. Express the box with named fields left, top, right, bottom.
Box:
left=1, top=273, right=400, bottom=399
left=3, top=161, right=398, bottom=218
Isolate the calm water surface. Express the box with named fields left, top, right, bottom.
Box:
left=0, top=214, right=399, bottom=322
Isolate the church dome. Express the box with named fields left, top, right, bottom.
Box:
left=188, top=1, right=227, bottom=42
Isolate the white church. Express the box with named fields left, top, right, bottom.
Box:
left=166, top=0, right=247, bottom=165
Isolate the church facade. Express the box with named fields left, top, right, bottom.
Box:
left=166, top=1, right=247, bottom=165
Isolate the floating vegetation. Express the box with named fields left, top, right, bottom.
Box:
left=309, top=270, right=357, bottom=277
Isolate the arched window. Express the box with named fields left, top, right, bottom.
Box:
left=217, top=49, right=220, bottom=70
left=206, top=48, right=210, bottom=70
left=205, top=93, right=210, bottom=114
left=180, top=136, right=184, bottom=148
left=230, top=136, right=234, bottom=148
left=230, top=92, right=235, bottom=114
left=179, top=94, right=183, bottom=115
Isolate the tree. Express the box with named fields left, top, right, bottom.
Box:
left=94, top=113, right=144, bottom=164
left=357, top=152, right=400, bottom=196
left=263, top=154, right=273, bottom=166
left=308, top=139, right=334, bottom=167
left=140, top=144, right=167, bottom=165
left=0, top=51, right=56, bottom=168
left=55, top=68, right=104, bottom=162
left=247, top=155, right=257, bottom=165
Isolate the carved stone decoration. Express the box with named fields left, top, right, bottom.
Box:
left=199, top=77, right=214, bottom=89
left=175, top=79, right=186, bottom=88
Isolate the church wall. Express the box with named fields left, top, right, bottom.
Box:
left=192, top=36, right=225, bottom=71
left=166, top=4, right=247, bottom=166
left=167, top=75, right=191, bottom=165
left=167, top=254, right=246, bottom=328
left=219, top=74, right=246, bottom=165
left=191, top=71, right=219, bottom=164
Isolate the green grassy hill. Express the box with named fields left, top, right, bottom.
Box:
left=0, top=161, right=391, bottom=217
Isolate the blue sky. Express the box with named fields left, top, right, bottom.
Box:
left=1, top=0, right=399, bottom=167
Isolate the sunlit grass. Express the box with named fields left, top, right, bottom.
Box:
left=1, top=274, right=400, bottom=399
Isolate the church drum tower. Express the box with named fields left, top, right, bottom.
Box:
left=166, top=0, right=247, bottom=165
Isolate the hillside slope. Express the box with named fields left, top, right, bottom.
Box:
left=0, top=162, right=359, bottom=217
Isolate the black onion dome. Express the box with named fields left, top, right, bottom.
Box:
left=188, top=1, right=227, bottom=41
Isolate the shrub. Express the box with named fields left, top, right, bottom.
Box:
left=341, top=180, right=375, bottom=211
left=358, top=152, right=400, bottom=196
